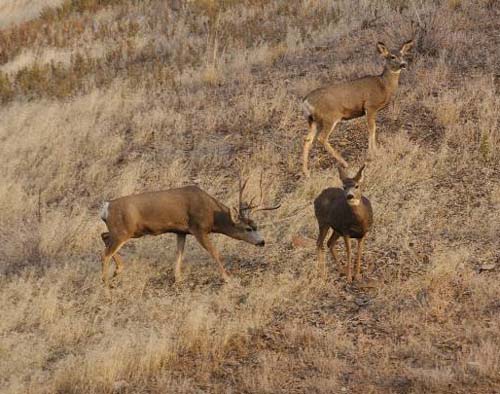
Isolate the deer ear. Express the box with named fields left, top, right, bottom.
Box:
left=338, top=166, right=349, bottom=182
left=376, top=42, right=390, bottom=58
left=353, top=165, right=365, bottom=183
left=399, top=40, right=414, bottom=55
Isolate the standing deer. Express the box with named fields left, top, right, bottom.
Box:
left=314, top=165, right=373, bottom=282
left=302, top=40, right=414, bottom=176
left=99, top=176, right=280, bottom=285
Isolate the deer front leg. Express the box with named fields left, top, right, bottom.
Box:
left=366, top=110, right=377, bottom=155
left=112, top=254, right=125, bottom=277
left=302, top=121, right=319, bottom=177
left=316, top=225, right=330, bottom=277
left=194, top=231, right=230, bottom=282
left=318, top=120, right=349, bottom=168
left=174, top=234, right=186, bottom=282
left=343, top=235, right=352, bottom=283
left=354, top=237, right=365, bottom=280
left=327, top=231, right=340, bottom=267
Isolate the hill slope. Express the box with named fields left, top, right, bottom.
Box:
left=0, top=1, right=499, bottom=393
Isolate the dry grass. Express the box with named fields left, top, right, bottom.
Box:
left=1, top=0, right=499, bottom=393
left=0, top=0, right=64, bottom=28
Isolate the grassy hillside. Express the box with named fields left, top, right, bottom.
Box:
left=0, top=0, right=499, bottom=393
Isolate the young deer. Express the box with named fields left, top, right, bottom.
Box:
left=314, top=165, right=373, bottom=282
left=302, top=40, right=414, bottom=176
left=99, top=176, right=280, bottom=285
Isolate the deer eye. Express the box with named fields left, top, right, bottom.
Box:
left=391, top=55, right=396, bottom=59
left=355, top=185, right=359, bottom=189
left=246, top=227, right=253, bottom=232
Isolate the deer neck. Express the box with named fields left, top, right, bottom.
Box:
left=346, top=199, right=368, bottom=224
left=212, top=207, right=234, bottom=235
left=380, top=67, right=401, bottom=97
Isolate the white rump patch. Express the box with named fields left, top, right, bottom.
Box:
left=100, top=201, right=110, bottom=221
left=302, top=99, right=315, bottom=117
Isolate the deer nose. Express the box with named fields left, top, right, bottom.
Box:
left=400, top=62, right=407, bottom=69
left=257, top=240, right=265, bottom=247
left=346, top=194, right=354, bottom=200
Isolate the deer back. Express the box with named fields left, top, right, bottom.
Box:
left=306, top=76, right=394, bottom=121
left=105, top=186, right=220, bottom=238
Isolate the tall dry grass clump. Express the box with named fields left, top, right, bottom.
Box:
left=0, top=1, right=499, bottom=393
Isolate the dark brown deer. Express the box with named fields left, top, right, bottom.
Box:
left=314, top=165, right=373, bottom=282
left=99, top=176, right=280, bottom=285
left=302, top=40, right=414, bottom=176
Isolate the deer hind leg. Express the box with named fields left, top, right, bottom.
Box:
left=101, top=232, right=125, bottom=278
left=101, top=237, right=126, bottom=286
left=354, top=237, right=365, bottom=280
left=174, top=233, right=186, bottom=282
left=343, top=235, right=352, bottom=283
left=302, top=119, right=319, bottom=177
left=317, top=119, right=349, bottom=168
left=316, top=224, right=330, bottom=277
left=327, top=231, right=340, bottom=267
left=193, top=231, right=230, bottom=282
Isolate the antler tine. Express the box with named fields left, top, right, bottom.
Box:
left=248, top=171, right=281, bottom=213
left=252, top=203, right=281, bottom=213
left=257, top=171, right=264, bottom=208
left=238, top=173, right=250, bottom=213
left=247, top=172, right=264, bottom=210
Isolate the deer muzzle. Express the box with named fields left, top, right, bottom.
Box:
left=346, top=194, right=361, bottom=206
left=244, top=229, right=266, bottom=246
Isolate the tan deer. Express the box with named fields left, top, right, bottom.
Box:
left=99, top=176, right=280, bottom=285
left=302, top=40, right=414, bottom=177
left=314, top=165, right=373, bottom=282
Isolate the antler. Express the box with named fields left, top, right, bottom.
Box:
left=247, top=172, right=263, bottom=210
left=236, top=172, right=280, bottom=218
left=238, top=173, right=251, bottom=214
left=244, top=172, right=281, bottom=214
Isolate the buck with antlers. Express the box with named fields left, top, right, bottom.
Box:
left=99, top=176, right=280, bottom=286
left=302, top=40, right=414, bottom=176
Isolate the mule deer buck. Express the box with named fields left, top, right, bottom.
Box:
left=99, top=176, right=280, bottom=285
left=314, top=165, right=373, bottom=282
left=302, top=40, right=414, bottom=176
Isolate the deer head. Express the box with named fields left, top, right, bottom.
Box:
left=228, top=173, right=281, bottom=246
left=377, top=40, right=414, bottom=73
left=338, top=165, right=366, bottom=207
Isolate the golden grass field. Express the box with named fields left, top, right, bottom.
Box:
left=0, top=0, right=499, bottom=393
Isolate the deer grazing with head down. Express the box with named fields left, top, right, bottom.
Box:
left=302, top=40, right=414, bottom=177
left=314, top=165, right=373, bottom=282
left=99, top=176, right=280, bottom=285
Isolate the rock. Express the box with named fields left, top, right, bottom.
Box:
left=354, top=297, right=370, bottom=307
left=113, top=380, right=129, bottom=392
left=478, top=263, right=496, bottom=272
left=291, top=234, right=314, bottom=249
